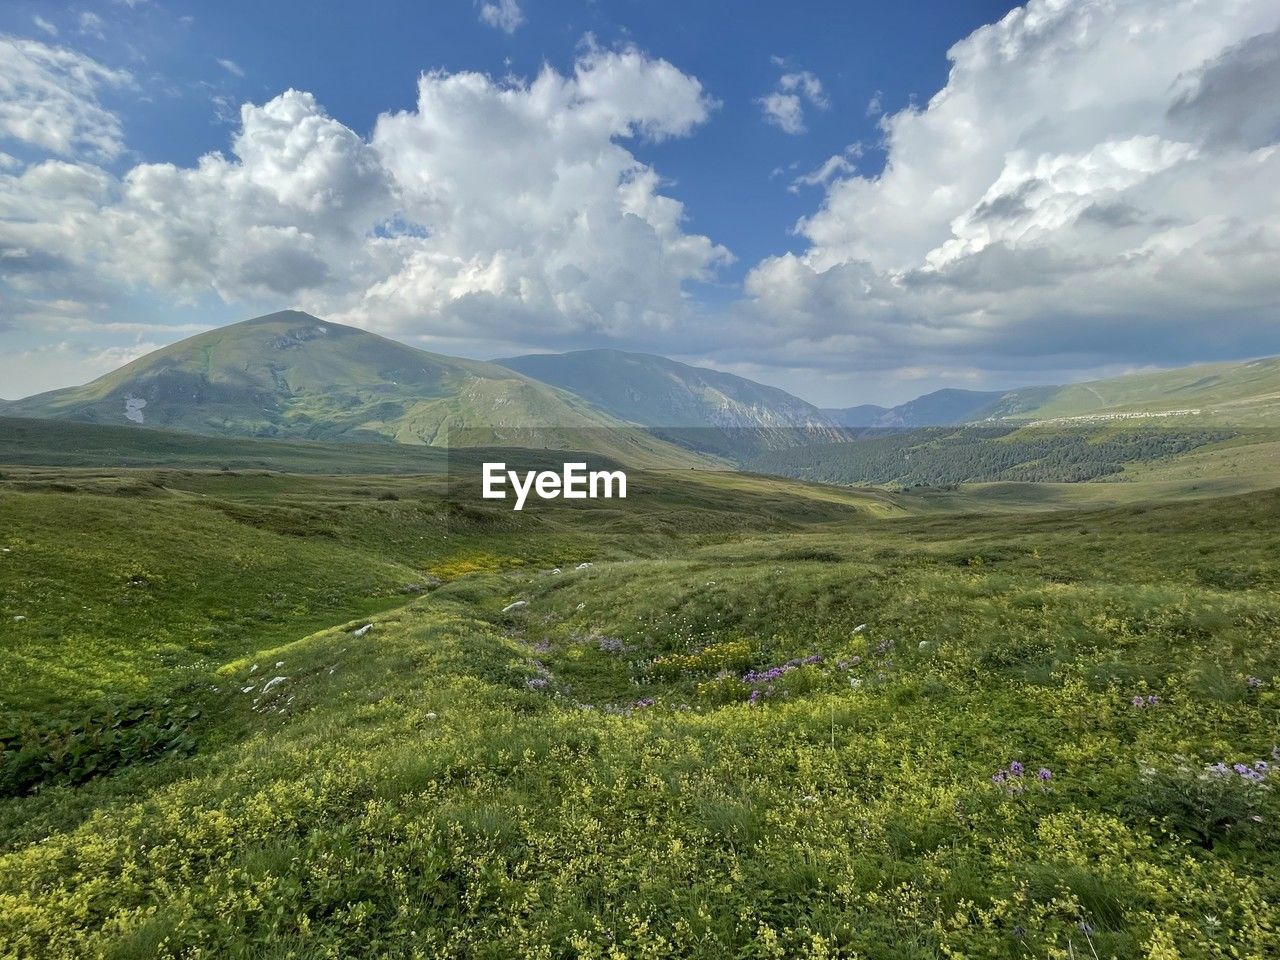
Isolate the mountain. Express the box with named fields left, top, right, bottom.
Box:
left=980, top=357, right=1280, bottom=426
left=824, top=356, right=1280, bottom=430
left=825, top=389, right=1006, bottom=428
left=7, top=312, right=710, bottom=466
left=822, top=404, right=887, bottom=427
left=497, top=349, right=846, bottom=460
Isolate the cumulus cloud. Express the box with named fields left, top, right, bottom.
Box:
left=1, top=46, right=728, bottom=354
left=478, top=0, right=524, bottom=34
left=758, top=69, right=827, bottom=134
left=742, top=0, right=1280, bottom=381
left=0, top=36, right=131, bottom=159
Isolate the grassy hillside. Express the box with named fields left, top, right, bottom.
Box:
left=6, top=313, right=710, bottom=468
left=1, top=443, right=1279, bottom=957
left=747, top=424, right=1257, bottom=488
left=498, top=349, right=846, bottom=460
left=983, top=356, right=1280, bottom=425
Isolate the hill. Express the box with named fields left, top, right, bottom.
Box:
left=6, top=312, right=710, bottom=468
left=498, top=348, right=846, bottom=460
left=983, top=356, right=1280, bottom=425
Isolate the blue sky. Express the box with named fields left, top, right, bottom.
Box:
left=2, top=0, right=1279, bottom=405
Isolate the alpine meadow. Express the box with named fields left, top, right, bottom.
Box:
left=2, top=1, right=1280, bottom=959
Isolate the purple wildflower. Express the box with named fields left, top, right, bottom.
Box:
left=1146, top=695, right=1161, bottom=706
left=1206, top=762, right=1230, bottom=777
left=1233, top=763, right=1250, bottom=775
left=1131, top=696, right=1146, bottom=708
left=802, top=654, right=823, bottom=665
left=525, top=677, right=549, bottom=691
left=633, top=697, right=655, bottom=709
left=1246, top=675, right=1263, bottom=689
left=1009, top=761, right=1024, bottom=776
left=1036, top=767, right=1052, bottom=781
left=991, top=771, right=1005, bottom=784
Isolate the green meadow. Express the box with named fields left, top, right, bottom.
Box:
left=1, top=432, right=1278, bottom=958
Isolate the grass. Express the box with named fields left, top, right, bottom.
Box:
left=1, top=446, right=1278, bottom=957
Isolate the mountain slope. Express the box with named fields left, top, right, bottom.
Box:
left=824, top=390, right=1021, bottom=429
left=983, top=357, right=1280, bottom=425
left=497, top=349, right=845, bottom=460
left=7, top=312, right=710, bottom=466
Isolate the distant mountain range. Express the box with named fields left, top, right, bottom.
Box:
left=498, top=349, right=845, bottom=459
left=4, top=312, right=707, bottom=467
left=824, top=389, right=1007, bottom=428
left=7, top=311, right=1278, bottom=465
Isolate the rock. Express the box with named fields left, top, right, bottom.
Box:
left=577, top=562, right=593, bottom=570
left=351, top=623, right=373, bottom=637
left=853, top=623, right=868, bottom=634
left=550, top=568, right=562, bottom=575
left=261, top=676, right=287, bottom=694
left=275, top=660, right=284, bottom=668
left=502, top=600, right=529, bottom=613
left=13, top=615, right=26, bottom=622
left=250, top=664, right=259, bottom=673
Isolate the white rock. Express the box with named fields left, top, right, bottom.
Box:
left=13, top=615, right=25, bottom=622
left=425, top=712, right=438, bottom=720
left=241, top=685, right=256, bottom=693
left=275, top=660, right=284, bottom=668
left=502, top=600, right=529, bottom=613
left=351, top=623, right=373, bottom=637
left=853, top=624, right=868, bottom=634
left=575, top=602, right=586, bottom=611
left=550, top=568, right=562, bottom=575
left=261, top=676, right=287, bottom=694
left=250, top=664, right=259, bottom=673
left=577, top=562, right=593, bottom=570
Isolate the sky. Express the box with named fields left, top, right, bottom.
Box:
left=2, top=0, right=1279, bottom=407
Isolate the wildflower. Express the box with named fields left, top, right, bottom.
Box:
left=1079, top=921, right=1095, bottom=936
left=1131, top=696, right=1146, bottom=708
left=1036, top=767, right=1052, bottom=781
left=991, top=772, right=1005, bottom=784
left=1233, top=763, right=1250, bottom=775
left=1009, top=761, right=1024, bottom=776
left=526, top=677, right=549, bottom=691
left=1256, top=761, right=1270, bottom=772
left=1206, top=762, right=1230, bottom=777
left=633, top=697, right=655, bottom=709
left=1246, top=675, right=1263, bottom=689
left=1146, top=694, right=1161, bottom=706
left=1272, top=745, right=1280, bottom=761
left=850, top=655, right=861, bottom=666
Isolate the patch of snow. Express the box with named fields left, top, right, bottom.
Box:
left=123, top=396, right=147, bottom=424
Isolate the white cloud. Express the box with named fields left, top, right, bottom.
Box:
left=789, top=144, right=861, bottom=193
left=0, top=37, right=131, bottom=159
left=478, top=0, right=524, bottom=34
left=742, top=0, right=1280, bottom=381
left=758, top=68, right=827, bottom=134
left=1, top=47, right=728, bottom=356
left=78, top=12, right=105, bottom=39
left=216, top=58, right=245, bottom=78
left=32, top=16, right=58, bottom=38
